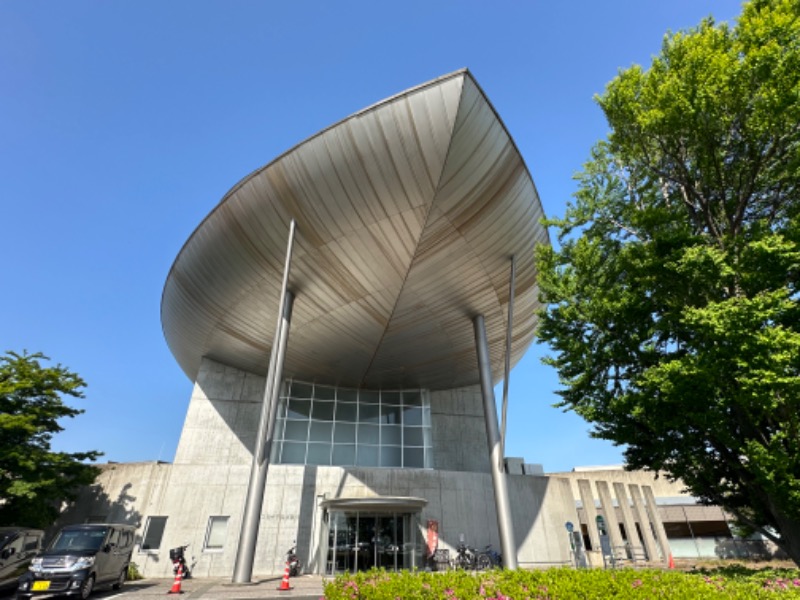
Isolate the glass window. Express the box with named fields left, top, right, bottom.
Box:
left=338, top=388, right=358, bottom=403
left=309, top=421, right=333, bottom=442
left=360, top=390, right=380, bottom=404
left=332, top=444, right=355, bottom=465
left=204, top=516, right=229, bottom=550
left=284, top=420, right=309, bottom=442
left=403, top=391, right=422, bottom=406
left=356, top=445, right=379, bottom=466
left=333, top=422, right=356, bottom=444
left=360, top=404, right=380, bottom=423
left=403, top=406, right=423, bottom=426
left=382, top=424, right=402, bottom=445
left=312, top=400, right=335, bottom=421
left=315, top=385, right=336, bottom=400
left=281, top=442, right=306, bottom=464
left=403, top=447, right=425, bottom=468
left=380, top=404, right=402, bottom=424
left=307, top=443, right=332, bottom=465
left=404, top=427, right=424, bottom=447
left=336, top=402, right=358, bottom=422
left=380, top=446, right=402, bottom=467
left=291, top=382, right=314, bottom=398
left=382, top=391, right=401, bottom=405
left=287, top=399, right=312, bottom=419
left=358, top=423, right=379, bottom=444
left=141, top=516, right=167, bottom=551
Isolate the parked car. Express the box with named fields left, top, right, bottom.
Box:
left=0, top=527, right=44, bottom=593
left=17, top=523, right=135, bottom=600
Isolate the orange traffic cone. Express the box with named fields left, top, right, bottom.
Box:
left=277, top=561, right=293, bottom=591
left=167, top=564, right=184, bottom=594
left=668, top=553, right=675, bottom=569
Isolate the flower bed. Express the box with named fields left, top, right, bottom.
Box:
left=323, top=565, right=800, bottom=599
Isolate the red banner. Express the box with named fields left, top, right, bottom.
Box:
left=426, top=519, right=439, bottom=558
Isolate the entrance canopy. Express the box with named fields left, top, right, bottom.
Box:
left=321, top=496, right=428, bottom=513
left=162, top=69, right=549, bottom=390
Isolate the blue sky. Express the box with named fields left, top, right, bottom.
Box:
left=1, top=1, right=743, bottom=472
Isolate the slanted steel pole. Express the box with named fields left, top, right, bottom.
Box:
left=500, top=255, right=516, bottom=457
left=473, top=314, right=518, bottom=569
left=233, top=219, right=297, bottom=584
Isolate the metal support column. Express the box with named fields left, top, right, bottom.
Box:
left=233, top=220, right=297, bottom=584
left=500, top=255, right=515, bottom=457
left=473, top=314, right=518, bottom=569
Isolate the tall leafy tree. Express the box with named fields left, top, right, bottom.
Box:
left=0, top=351, right=101, bottom=528
left=536, top=0, right=800, bottom=564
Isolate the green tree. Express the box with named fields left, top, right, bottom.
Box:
left=0, top=351, right=101, bottom=528
left=536, top=0, right=800, bottom=564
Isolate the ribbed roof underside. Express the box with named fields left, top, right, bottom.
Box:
left=161, top=70, right=549, bottom=389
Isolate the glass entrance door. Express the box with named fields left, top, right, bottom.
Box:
left=326, top=511, right=415, bottom=573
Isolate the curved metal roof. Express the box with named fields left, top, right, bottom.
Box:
left=162, top=69, right=549, bottom=390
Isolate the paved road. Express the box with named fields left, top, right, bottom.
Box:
left=1, top=575, right=326, bottom=600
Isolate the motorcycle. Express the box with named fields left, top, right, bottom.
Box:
left=286, top=542, right=301, bottom=577
left=169, top=544, right=192, bottom=579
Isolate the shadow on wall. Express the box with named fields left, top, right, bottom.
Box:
left=52, top=482, right=143, bottom=546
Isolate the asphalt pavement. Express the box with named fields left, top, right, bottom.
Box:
left=1, top=575, right=327, bottom=600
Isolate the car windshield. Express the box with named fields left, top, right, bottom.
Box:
left=49, top=529, right=108, bottom=552
left=0, top=532, right=14, bottom=548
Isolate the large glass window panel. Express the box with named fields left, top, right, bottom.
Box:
left=403, top=447, right=425, bottom=468
left=291, top=382, right=314, bottom=398
left=287, top=399, right=312, bottom=419
left=281, top=442, right=306, bottom=464
left=334, top=423, right=356, bottom=444
left=284, top=420, right=309, bottom=442
left=380, top=405, right=402, bottom=424
left=358, top=423, right=379, bottom=444
left=422, top=405, right=431, bottom=427
left=312, top=400, right=335, bottom=421
left=332, top=444, right=356, bottom=465
left=380, top=446, right=402, bottom=467
left=382, top=391, right=401, bottom=405
left=402, top=391, right=422, bottom=406
left=336, top=402, right=358, bottom=422
left=404, top=427, right=424, bottom=447
left=360, top=390, right=380, bottom=404
left=315, top=385, right=336, bottom=400
left=338, top=388, right=358, bottom=403
left=360, top=404, right=380, bottom=423
left=307, top=443, right=332, bottom=465
left=403, top=406, right=423, bottom=426
left=273, top=417, right=286, bottom=440
left=356, top=445, right=379, bottom=467
left=309, top=421, right=333, bottom=442
left=382, top=424, right=401, bottom=445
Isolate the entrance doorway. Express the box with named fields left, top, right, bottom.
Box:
left=326, top=511, right=417, bottom=573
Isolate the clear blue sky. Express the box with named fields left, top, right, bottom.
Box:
left=1, top=1, right=743, bottom=472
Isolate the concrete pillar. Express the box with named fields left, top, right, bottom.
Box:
left=642, top=485, right=672, bottom=566
left=473, top=314, right=518, bottom=569
left=628, top=484, right=660, bottom=562
left=612, top=482, right=641, bottom=561
left=595, top=480, right=625, bottom=557
left=577, top=479, right=601, bottom=552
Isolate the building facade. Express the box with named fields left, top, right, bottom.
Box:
left=59, top=70, right=679, bottom=578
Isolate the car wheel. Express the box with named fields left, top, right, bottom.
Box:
left=112, top=567, right=127, bottom=590
left=79, top=575, right=94, bottom=600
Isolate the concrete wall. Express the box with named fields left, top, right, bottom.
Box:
left=58, top=462, right=578, bottom=578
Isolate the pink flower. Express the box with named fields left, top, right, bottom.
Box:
left=632, top=579, right=643, bottom=588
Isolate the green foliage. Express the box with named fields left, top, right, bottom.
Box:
left=0, top=351, right=102, bottom=528
left=322, top=567, right=800, bottom=599
left=127, top=561, right=143, bottom=581
left=535, top=0, right=800, bottom=564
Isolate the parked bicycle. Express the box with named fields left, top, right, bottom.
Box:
left=475, top=544, right=502, bottom=570
left=452, top=541, right=477, bottom=570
